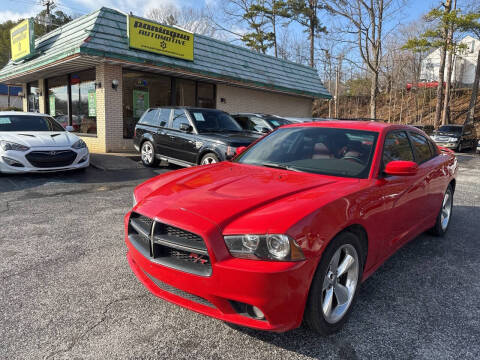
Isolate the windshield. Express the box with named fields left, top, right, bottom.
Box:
left=438, top=125, right=462, bottom=134
left=189, top=109, right=243, bottom=133
left=0, top=115, right=65, bottom=132
left=235, top=127, right=378, bottom=178
left=265, top=117, right=292, bottom=128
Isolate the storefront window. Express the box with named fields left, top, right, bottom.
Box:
left=27, top=81, right=40, bottom=112
left=47, top=75, right=69, bottom=128
left=197, top=82, right=215, bottom=108
left=123, top=70, right=171, bottom=139
left=71, top=70, right=97, bottom=134
left=175, top=79, right=196, bottom=107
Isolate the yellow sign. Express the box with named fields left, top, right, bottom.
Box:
left=128, top=15, right=194, bottom=61
left=10, top=18, right=35, bottom=61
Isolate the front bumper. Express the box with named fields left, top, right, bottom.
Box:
left=0, top=147, right=89, bottom=174
left=434, top=141, right=458, bottom=149
left=125, top=211, right=315, bottom=332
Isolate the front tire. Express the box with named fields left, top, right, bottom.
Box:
left=304, top=232, right=364, bottom=335
left=141, top=141, right=158, bottom=167
left=200, top=153, right=219, bottom=165
left=430, top=184, right=453, bottom=237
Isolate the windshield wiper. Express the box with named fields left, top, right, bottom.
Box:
left=261, top=162, right=304, bottom=172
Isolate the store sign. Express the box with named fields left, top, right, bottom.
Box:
left=10, top=18, right=35, bottom=61
left=127, top=15, right=194, bottom=61
left=49, top=95, right=56, bottom=117
left=133, top=90, right=149, bottom=118
left=88, top=90, right=96, bottom=117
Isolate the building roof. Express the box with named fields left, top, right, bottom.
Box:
left=0, top=7, right=331, bottom=99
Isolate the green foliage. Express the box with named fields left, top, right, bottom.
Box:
left=0, top=9, right=72, bottom=68
left=288, top=0, right=327, bottom=37
left=403, top=7, right=480, bottom=53
left=240, top=0, right=291, bottom=54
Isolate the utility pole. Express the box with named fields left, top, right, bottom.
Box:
left=40, top=0, right=55, bottom=32
left=335, top=65, right=339, bottom=118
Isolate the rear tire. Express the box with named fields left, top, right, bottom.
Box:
left=304, top=232, right=364, bottom=335
left=141, top=141, right=158, bottom=167
left=429, top=184, right=453, bottom=237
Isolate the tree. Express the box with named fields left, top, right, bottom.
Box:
left=404, top=2, right=480, bottom=127
left=288, top=0, right=327, bottom=68
left=325, top=0, right=398, bottom=119
left=146, top=5, right=217, bottom=37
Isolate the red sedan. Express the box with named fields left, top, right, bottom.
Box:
left=125, top=121, right=457, bottom=334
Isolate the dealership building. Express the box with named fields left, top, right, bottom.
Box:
left=0, top=7, right=331, bottom=153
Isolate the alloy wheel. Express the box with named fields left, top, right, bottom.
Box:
left=201, top=156, right=217, bottom=165
left=441, top=188, right=453, bottom=231
left=321, top=244, right=359, bottom=324
left=142, top=143, right=153, bottom=164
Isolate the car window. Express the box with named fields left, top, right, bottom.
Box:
left=428, top=139, right=438, bottom=156
left=0, top=115, right=65, bottom=132
left=138, top=109, right=159, bottom=126
left=158, top=108, right=171, bottom=127
left=189, top=109, right=242, bottom=133
left=235, top=127, right=378, bottom=179
left=409, top=132, right=433, bottom=164
left=170, top=109, right=189, bottom=130
left=382, top=131, right=414, bottom=168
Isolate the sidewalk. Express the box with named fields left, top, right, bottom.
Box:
left=90, top=153, right=143, bottom=171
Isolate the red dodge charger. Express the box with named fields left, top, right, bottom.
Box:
left=125, top=121, right=457, bottom=334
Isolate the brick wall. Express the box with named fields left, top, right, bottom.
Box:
left=216, top=84, right=313, bottom=117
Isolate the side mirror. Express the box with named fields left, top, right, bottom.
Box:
left=235, top=146, right=247, bottom=155
left=65, top=125, right=74, bottom=132
left=179, top=123, right=193, bottom=132
left=384, top=160, right=418, bottom=176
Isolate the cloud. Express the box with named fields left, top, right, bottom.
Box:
left=0, top=10, right=38, bottom=23
left=70, top=0, right=176, bottom=17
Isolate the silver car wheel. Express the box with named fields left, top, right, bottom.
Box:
left=321, top=244, right=359, bottom=324
left=141, top=142, right=153, bottom=164
left=441, top=188, right=453, bottom=231
left=201, top=156, right=217, bottom=165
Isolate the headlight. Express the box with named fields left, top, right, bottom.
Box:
left=448, top=137, right=458, bottom=142
left=224, top=234, right=305, bottom=261
left=0, top=140, right=30, bottom=152
left=133, top=192, right=137, bottom=207
left=71, top=139, right=87, bottom=149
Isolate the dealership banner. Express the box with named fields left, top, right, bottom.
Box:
left=127, top=15, right=194, bottom=61
left=10, top=18, right=35, bottom=61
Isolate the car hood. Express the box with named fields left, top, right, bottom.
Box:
left=435, top=131, right=461, bottom=137
left=0, top=131, right=79, bottom=148
left=134, top=162, right=357, bottom=232
left=198, top=131, right=261, bottom=146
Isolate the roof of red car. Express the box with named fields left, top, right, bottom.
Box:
left=285, top=120, right=400, bottom=132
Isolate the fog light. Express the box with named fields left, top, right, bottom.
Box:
left=2, top=156, right=24, bottom=167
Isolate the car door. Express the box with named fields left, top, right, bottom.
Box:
left=163, top=109, right=198, bottom=164
left=408, top=131, right=439, bottom=221
left=149, top=108, right=171, bottom=156
left=373, top=131, right=428, bottom=254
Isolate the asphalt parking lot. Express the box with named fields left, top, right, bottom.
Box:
left=1, top=154, right=479, bottom=360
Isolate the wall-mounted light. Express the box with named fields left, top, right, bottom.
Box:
left=94, top=81, right=102, bottom=89
left=112, top=79, right=119, bottom=90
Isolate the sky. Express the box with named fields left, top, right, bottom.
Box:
left=0, top=0, right=437, bottom=24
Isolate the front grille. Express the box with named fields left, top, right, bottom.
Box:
left=128, top=212, right=212, bottom=277
left=26, top=150, right=76, bottom=168
left=143, top=270, right=214, bottom=308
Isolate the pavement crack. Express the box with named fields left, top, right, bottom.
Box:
left=43, top=294, right=147, bottom=360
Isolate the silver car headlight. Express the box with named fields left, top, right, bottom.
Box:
left=71, top=139, right=87, bottom=149
left=0, top=140, right=30, bottom=152
left=448, top=137, right=458, bottom=142
left=224, top=234, right=305, bottom=261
